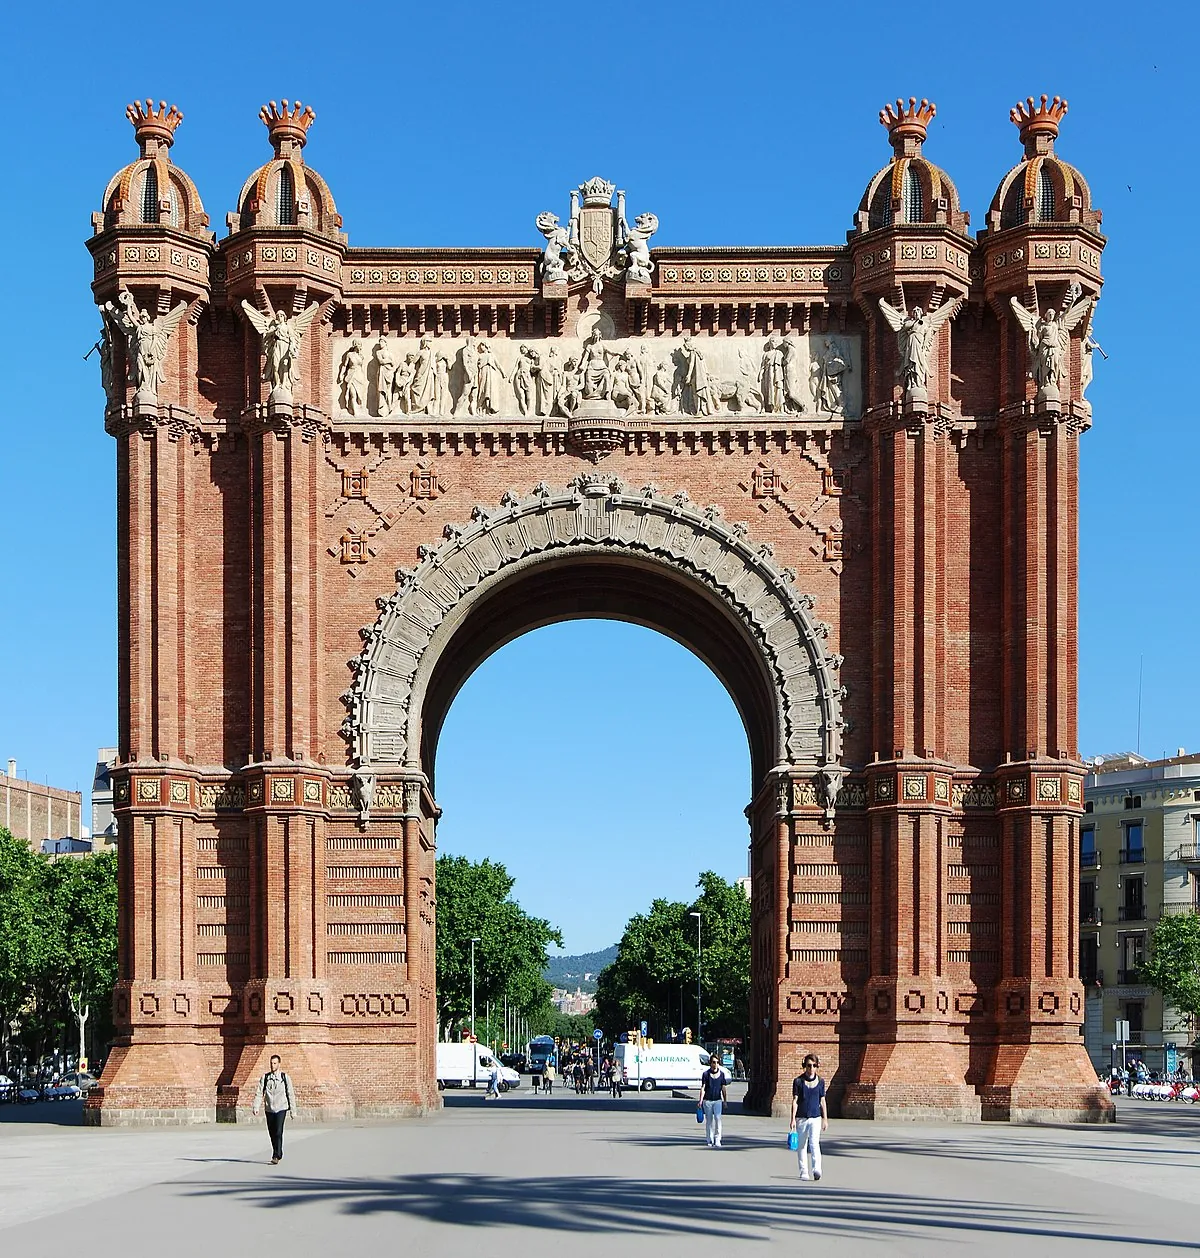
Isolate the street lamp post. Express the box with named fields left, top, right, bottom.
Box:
left=470, top=937, right=481, bottom=1038
left=689, top=910, right=702, bottom=1044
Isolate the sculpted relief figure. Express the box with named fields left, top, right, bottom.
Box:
left=877, top=297, right=962, bottom=400
left=432, top=352, right=451, bottom=416
left=622, top=212, right=658, bottom=284
left=512, top=345, right=536, bottom=415
left=533, top=347, right=560, bottom=417
left=577, top=328, right=613, bottom=400
left=679, top=336, right=715, bottom=416
left=650, top=359, right=676, bottom=414
left=760, top=336, right=786, bottom=413
left=409, top=336, right=436, bottom=415
left=811, top=336, right=851, bottom=415
left=454, top=337, right=480, bottom=416
left=535, top=211, right=572, bottom=284
left=372, top=335, right=399, bottom=415
left=241, top=300, right=321, bottom=405
left=338, top=340, right=368, bottom=416
left=1008, top=289, right=1093, bottom=404
left=475, top=341, right=509, bottom=415
left=97, top=324, right=117, bottom=404
left=102, top=289, right=189, bottom=406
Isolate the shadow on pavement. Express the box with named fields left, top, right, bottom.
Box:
left=180, top=1172, right=1198, bottom=1247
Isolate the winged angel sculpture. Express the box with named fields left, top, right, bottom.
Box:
left=101, top=290, right=189, bottom=406
left=877, top=297, right=962, bottom=399
left=241, top=299, right=322, bottom=405
left=1008, top=290, right=1093, bottom=404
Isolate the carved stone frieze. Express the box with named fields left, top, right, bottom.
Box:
left=344, top=480, right=844, bottom=778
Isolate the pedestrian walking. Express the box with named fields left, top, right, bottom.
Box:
left=700, top=1056, right=728, bottom=1148
left=485, top=1059, right=502, bottom=1100
left=610, top=1059, right=624, bottom=1099
left=251, top=1054, right=297, bottom=1165
left=543, top=1060, right=555, bottom=1095
left=789, top=1053, right=828, bottom=1181
left=532, top=1068, right=542, bottom=1095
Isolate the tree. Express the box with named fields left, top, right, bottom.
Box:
left=0, top=830, right=48, bottom=1069
left=594, top=870, right=751, bottom=1043
left=435, top=855, right=562, bottom=1039
left=1141, top=912, right=1200, bottom=1039
left=43, top=851, right=119, bottom=1066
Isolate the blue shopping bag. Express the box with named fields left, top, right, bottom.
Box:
left=787, top=1130, right=799, bottom=1151
left=696, top=1103, right=705, bottom=1124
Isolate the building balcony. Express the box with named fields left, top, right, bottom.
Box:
left=1080, top=909, right=1102, bottom=927
left=1173, top=844, right=1200, bottom=869
left=1081, top=851, right=1100, bottom=868
left=1160, top=901, right=1200, bottom=917
left=1118, top=968, right=1143, bottom=985
left=1118, top=905, right=1147, bottom=922
left=1119, top=848, right=1145, bottom=865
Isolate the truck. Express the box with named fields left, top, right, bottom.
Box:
left=614, top=1041, right=711, bottom=1091
left=436, top=1042, right=522, bottom=1091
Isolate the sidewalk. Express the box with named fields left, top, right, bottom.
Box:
left=3, top=1093, right=1198, bottom=1255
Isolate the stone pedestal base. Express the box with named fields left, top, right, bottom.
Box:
left=840, top=1039, right=982, bottom=1122
left=981, top=1041, right=1115, bottom=1123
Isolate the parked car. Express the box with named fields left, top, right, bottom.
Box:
left=61, top=1071, right=98, bottom=1094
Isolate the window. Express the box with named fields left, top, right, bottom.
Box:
left=1120, top=933, right=1145, bottom=984
left=1081, top=825, right=1098, bottom=867
left=1123, top=1000, right=1144, bottom=1042
left=276, top=165, right=295, bottom=225
left=1081, top=880, right=1098, bottom=924
left=901, top=165, right=923, bottom=224
left=1122, top=822, right=1144, bottom=864
left=1080, top=935, right=1099, bottom=985
left=1120, top=876, right=1144, bottom=922
left=1124, top=794, right=1142, bottom=810
left=1085, top=800, right=1094, bottom=813
left=1036, top=165, right=1055, bottom=221
left=141, top=164, right=159, bottom=224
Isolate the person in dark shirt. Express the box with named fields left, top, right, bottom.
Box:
left=700, top=1057, right=728, bottom=1148
left=788, top=1053, right=828, bottom=1181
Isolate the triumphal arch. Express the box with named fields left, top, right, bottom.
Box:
left=86, top=94, right=1112, bottom=1123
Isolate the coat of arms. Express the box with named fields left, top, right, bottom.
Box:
left=536, top=178, right=658, bottom=292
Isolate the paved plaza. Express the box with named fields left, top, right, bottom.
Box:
left=3, top=1090, right=1199, bottom=1256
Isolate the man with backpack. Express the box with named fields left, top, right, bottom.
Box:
left=789, top=1053, right=829, bottom=1181
left=251, top=1054, right=297, bottom=1164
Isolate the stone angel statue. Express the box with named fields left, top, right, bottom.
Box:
left=101, top=289, right=189, bottom=406
left=877, top=297, right=962, bottom=398
left=535, top=211, right=572, bottom=284
left=1008, top=289, right=1093, bottom=404
left=622, top=211, right=658, bottom=284
left=241, top=299, right=322, bottom=405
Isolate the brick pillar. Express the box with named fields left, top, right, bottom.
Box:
left=983, top=412, right=1112, bottom=1120
left=845, top=414, right=979, bottom=1119
left=744, top=775, right=785, bottom=1114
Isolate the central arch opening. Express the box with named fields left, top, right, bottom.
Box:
left=432, top=617, right=755, bottom=1092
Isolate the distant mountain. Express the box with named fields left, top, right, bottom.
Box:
left=544, top=945, right=617, bottom=994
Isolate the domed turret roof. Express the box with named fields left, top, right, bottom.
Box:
left=854, top=98, right=969, bottom=235
left=231, top=100, right=342, bottom=239
left=986, top=96, right=1101, bottom=233
left=99, top=100, right=209, bottom=238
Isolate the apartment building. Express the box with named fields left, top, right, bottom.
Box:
left=1082, top=752, right=1200, bottom=1075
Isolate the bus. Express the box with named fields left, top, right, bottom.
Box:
left=529, top=1035, right=556, bottom=1073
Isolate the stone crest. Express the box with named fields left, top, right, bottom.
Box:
left=536, top=178, right=658, bottom=292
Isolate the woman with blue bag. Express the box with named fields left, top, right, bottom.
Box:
left=699, top=1056, right=728, bottom=1148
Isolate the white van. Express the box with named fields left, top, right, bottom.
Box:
left=615, top=1042, right=711, bottom=1091
left=436, top=1042, right=522, bottom=1091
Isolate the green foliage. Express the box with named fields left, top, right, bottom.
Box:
left=0, top=830, right=119, bottom=1069
left=435, top=854, right=562, bottom=1038
left=594, top=870, right=750, bottom=1041
left=533, top=1010, right=596, bottom=1042
left=1141, top=912, right=1200, bottom=1023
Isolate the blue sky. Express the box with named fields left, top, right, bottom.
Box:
left=0, top=2, right=1196, bottom=950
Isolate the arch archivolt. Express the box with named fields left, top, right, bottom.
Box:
left=343, top=474, right=845, bottom=814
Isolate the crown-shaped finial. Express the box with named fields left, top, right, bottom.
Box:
left=259, top=100, right=316, bottom=155
left=879, top=98, right=936, bottom=157
left=578, top=176, right=616, bottom=207
left=1010, top=94, right=1068, bottom=156
left=126, top=99, right=183, bottom=155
